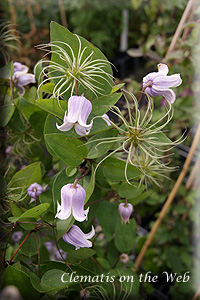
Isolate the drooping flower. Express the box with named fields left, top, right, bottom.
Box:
left=143, top=63, right=182, bottom=103
left=118, top=202, right=133, bottom=224
left=119, top=253, right=130, bottom=264
left=80, top=289, right=90, bottom=299
left=13, top=62, right=36, bottom=95
left=27, top=182, right=43, bottom=198
left=56, top=183, right=89, bottom=222
left=63, top=225, right=95, bottom=250
left=56, top=95, right=93, bottom=136
left=11, top=231, right=23, bottom=243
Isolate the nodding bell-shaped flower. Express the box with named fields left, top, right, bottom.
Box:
left=118, top=203, right=133, bottom=224
left=56, top=183, right=89, bottom=222
left=63, top=225, right=95, bottom=250
left=27, top=182, right=43, bottom=198
left=143, top=63, right=182, bottom=104
left=13, top=62, right=36, bottom=95
left=56, top=95, right=93, bottom=136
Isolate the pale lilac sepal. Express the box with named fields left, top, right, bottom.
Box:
left=143, top=63, right=182, bottom=104
left=102, top=113, right=111, bottom=126
left=56, top=95, right=93, bottom=136
left=63, top=225, right=95, bottom=250
left=118, top=203, right=133, bottom=224
left=27, top=182, right=43, bottom=198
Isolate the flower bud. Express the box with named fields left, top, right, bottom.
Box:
left=120, top=253, right=129, bottom=264
left=80, top=289, right=90, bottom=299
left=118, top=203, right=133, bottom=224
left=11, top=231, right=23, bottom=243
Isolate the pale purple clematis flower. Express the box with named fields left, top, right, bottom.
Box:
left=13, top=62, right=36, bottom=95
left=11, top=231, right=23, bottom=243
left=56, top=95, right=93, bottom=136
left=80, top=289, right=90, bottom=299
left=118, top=203, right=133, bottom=224
left=120, top=253, right=130, bottom=263
left=143, top=63, right=182, bottom=104
left=102, top=113, right=111, bottom=126
left=63, top=225, right=95, bottom=250
left=56, top=183, right=89, bottom=222
left=27, top=182, right=43, bottom=198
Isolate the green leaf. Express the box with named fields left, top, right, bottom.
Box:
left=68, top=248, right=96, bottom=261
left=41, top=269, right=71, bottom=291
left=96, top=257, right=111, bottom=269
left=103, top=158, right=141, bottom=181
left=18, top=203, right=50, bottom=220
left=56, top=216, right=74, bottom=239
left=114, top=219, right=137, bottom=252
left=50, top=21, right=113, bottom=100
left=16, top=97, right=47, bottom=137
left=87, top=129, right=118, bottom=159
left=36, top=98, right=68, bottom=119
left=8, top=162, right=42, bottom=195
left=96, top=201, right=120, bottom=241
left=66, top=166, right=77, bottom=177
left=45, top=134, right=88, bottom=167
left=39, top=82, right=55, bottom=94
left=118, top=182, right=145, bottom=199
left=91, top=93, right=122, bottom=115
left=0, top=61, right=14, bottom=79
left=111, top=83, right=125, bottom=94
left=10, top=201, right=24, bottom=217
left=20, top=232, right=41, bottom=256
left=0, top=104, right=15, bottom=127
left=2, top=266, right=39, bottom=300
left=30, top=270, right=72, bottom=292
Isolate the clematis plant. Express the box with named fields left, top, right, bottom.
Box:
left=1, top=21, right=189, bottom=300
left=143, top=63, right=182, bottom=103
left=56, top=95, right=93, bottom=136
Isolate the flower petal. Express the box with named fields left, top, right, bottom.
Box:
left=157, top=63, right=169, bottom=75
left=66, top=96, right=82, bottom=123
left=102, top=114, right=111, bottom=126
left=56, top=121, right=74, bottom=132
left=56, top=184, right=72, bottom=220
left=153, top=74, right=182, bottom=88
left=17, top=74, right=36, bottom=86
left=63, top=225, right=93, bottom=249
left=78, top=96, right=92, bottom=127
left=71, top=184, right=89, bottom=222
left=152, top=86, right=176, bottom=103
